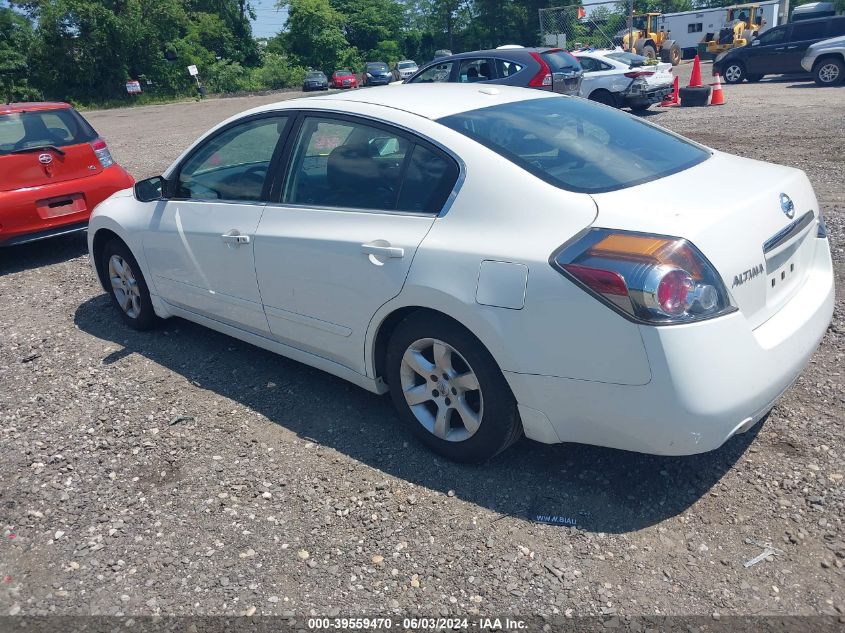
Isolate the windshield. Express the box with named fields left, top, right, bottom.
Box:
left=306, top=72, right=324, bottom=79
left=632, top=15, right=647, bottom=30
left=439, top=97, right=708, bottom=194
left=541, top=50, right=581, bottom=72
left=606, top=51, right=647, bottom=65
left=367, top=63, right=388, bottom=72
left=0, top=108, right=97, bottom=155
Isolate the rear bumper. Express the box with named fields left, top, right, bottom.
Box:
left=624, top=84, right=673, bottom=106
left=506, top=237, right=834, bottom=455
left=0, top=165, right=133, bottom=246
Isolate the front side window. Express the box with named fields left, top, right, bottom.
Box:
left=757, top=27, right=786, bottom=45
left=409, top=62, right=454, bottom=83
left=458, top=58, right=494, bottom=82
left=177, top=116, right=288, bottom=201
left=439, top=97, right=708, bottom=194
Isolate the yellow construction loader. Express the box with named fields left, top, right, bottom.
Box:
left=614, top=13, right=682, bottom=66
left=702, top=4, right=766, bottom=56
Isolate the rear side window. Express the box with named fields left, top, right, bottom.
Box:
left=0, top=108, right=96, bottom=154
left=541, top=50, right=581, bottom=73
left=791, top=20, right=828, bottom=41
left=496, top=59, right=524, bottom=77
left=397, top=145, right=459, bottom=213
left=439, top=97, right=708, bottom=194
left=458, top=58, right=494, bottom=82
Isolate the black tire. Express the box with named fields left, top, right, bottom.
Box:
left=723, top=62, right=745, bottom=84
left=588, top=89, right=618, bottom=107
left=100, top=238, right=157, bottom=331
left=813, top=57, right=844, bottom=86
left=679, top=85, right=712, bottom=107
left=629, top=103, right=652, bottom=112
left=385, top=312, right=522, bottom=463
left=641, top=44, right=657, bottom=60
left=660, top=42, right=682, bottom=66
left=746, top=74, right=763, bottom=82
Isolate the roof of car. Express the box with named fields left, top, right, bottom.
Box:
left=0, top=102, right=72, bottom=115
left=259, top=83, right=558, bottom=121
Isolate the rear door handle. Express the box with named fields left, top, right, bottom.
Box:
left=221, top=230, right=250, bottom=246
left=786, top=45, right=798, bottom=49
left=361, top=242, right=404, bottom=258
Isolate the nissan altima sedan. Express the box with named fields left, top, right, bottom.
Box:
left=87, top=85, right=834, bottom=463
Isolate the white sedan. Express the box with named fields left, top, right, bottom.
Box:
left=575, top=49, right=674, bottom=111
left=87, top=85, right=834, bottom=462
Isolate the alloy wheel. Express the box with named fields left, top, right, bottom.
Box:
left=725, top=64, right=742, bottom=83
left=399, top=338, right=483, bottom=442
left=818, top=62, right=840, bottom=84
left=108, top=254, right=142, bottom=319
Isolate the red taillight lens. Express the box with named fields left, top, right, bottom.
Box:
left=90, top=138, right=114, bottom=168
left=624, top=71, right=655, bottom=78
left=528, top=52, right=553, bottom=88
left=553, top=229, right=734, bottom=324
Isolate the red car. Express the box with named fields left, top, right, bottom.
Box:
left=0, top=102, right=134, bottom=246
left=331, top=69, right=358, bottom=89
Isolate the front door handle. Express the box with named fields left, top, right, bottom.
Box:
left=361, top=242, right=404, bottom=258
left=221, top=230, right=250, bottom=246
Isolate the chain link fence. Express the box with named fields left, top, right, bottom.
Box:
left=539, top=1, right=633, bottom=51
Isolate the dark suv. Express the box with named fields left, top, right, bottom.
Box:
left=405, top=47, right=583, bottom=96
left=713, top=15, right=845, bottom=83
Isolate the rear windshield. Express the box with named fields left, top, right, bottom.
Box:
left=541, top=50, right=581, bottom=72
left=0, top=108, right=97, bottom=155
left=335, top=69, right=351, bottom=76
left=367, top=63, right=388, bottom=71
left=606, top=51, right=647, bottom=65
left=398, top=61, right=416, bottom=69
left=439, top=97, right=708, bottom=193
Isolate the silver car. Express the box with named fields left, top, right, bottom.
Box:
left=395, top=60, right=419, bottom=81
left=801, top=35, right=845, bottom=86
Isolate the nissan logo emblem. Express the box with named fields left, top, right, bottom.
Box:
left=38, top=153, right=53, bottom=165
left=780, top=193, right=795, bottom=219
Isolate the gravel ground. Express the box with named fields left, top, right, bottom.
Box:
left=1, top=63, right=844, bottom=620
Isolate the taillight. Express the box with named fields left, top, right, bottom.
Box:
left=91, top=138, right=114, bottom=168
left=624, top=71, right=655, bottom=78
left=553, top=229, right=734, bottom=324
left=528, top=52, right=553, bottom=88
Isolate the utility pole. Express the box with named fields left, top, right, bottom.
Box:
left=779, top=0, right=790, bottom=24
left=628, top=0, right=633, bottom=52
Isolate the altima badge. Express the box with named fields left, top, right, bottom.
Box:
left=732, top=263, right=764, bottom=288
left=780, top=193, right=795, bottom=219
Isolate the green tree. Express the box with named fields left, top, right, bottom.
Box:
left=0, top=6, right=40, bottom=101
left=277, top=0, right=356, bottom=72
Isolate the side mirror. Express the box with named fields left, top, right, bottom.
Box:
left=134, top=176, right=165, bottom=202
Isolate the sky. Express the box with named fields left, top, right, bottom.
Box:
left=250, top=0, right=289, bottom=38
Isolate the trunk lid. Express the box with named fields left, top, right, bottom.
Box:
left=590, top=151, right=821, bottom=329
left=0, top=143, right=103, bottom=192
left=643, top=62, right=673, bottom=88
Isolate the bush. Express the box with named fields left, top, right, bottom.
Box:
left=204, top=59, right=251, bottom=93
left=250, top=53, right=306, bottom=90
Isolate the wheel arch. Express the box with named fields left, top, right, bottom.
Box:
left=91, top=227, right=124, bottom=292
left=813, top=52, right=845, bottom=70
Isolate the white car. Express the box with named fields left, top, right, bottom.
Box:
left=575, top=49, right=674, bottom=111
left=87, top=85, right=834, bottom=463
left=395, top=60, right=419, bottom=80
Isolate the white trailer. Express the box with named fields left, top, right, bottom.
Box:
left=655, top=1, right=781, bottom=59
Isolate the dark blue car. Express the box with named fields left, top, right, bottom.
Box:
left=363, top=62, right=392, bottom=86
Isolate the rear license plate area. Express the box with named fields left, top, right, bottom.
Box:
left=36, top=193, right=87, bottom=219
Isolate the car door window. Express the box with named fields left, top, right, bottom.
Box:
left=396, top=144, right=459, bottom=214
left=176, top=116, right=288, bottom=202
left=458, top=58, right=494, bottom=82
left=790, top=21, right=827, bottom=42
left=495, top=59, right=524, bottom=77
left=408, top=62, right=454, bottom=83
left=576, top=57, right=599, bottom=72
left=283, top=117, right=410, bottom=211
left=756, top=27, right=786, bottom=45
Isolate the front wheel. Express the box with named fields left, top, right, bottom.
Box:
left=723, top=62, right=745, bottom=84
left=386, top=313, right=522, bottom=463
left=641, top=44, right=657, bottom=61
left=814, top=58, right=844, bottom=86
left=101, top=239, right=157, bottom=330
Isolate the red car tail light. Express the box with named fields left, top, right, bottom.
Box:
left=624, top=71, right=655, bottom=78
left=91, top=138, right=114, bottom=168
left=553, top=229, right=734, bottom=325
left=528, top=52, right=553, bottom=88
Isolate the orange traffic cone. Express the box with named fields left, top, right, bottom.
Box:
left=660, top=76, right=680, bottom=107
left=689, top=54, right=703, bottom=88
left=710, top=72, right=725, bottom=105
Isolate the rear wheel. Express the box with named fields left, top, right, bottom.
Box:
left=641, top=44, right=657, bottom=61
left=660, top=43, right=681, bottom=66
left=588, top=89, right=618, bottom=107
left=101, top=239, right=157, bottom=330
left=629, top=103, right=652, bottom=112
left=723, top=62, right=745, bottom=84
left=814, top=58, right=844, bottom=86
left=386, top=313, right=522, bottom=463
